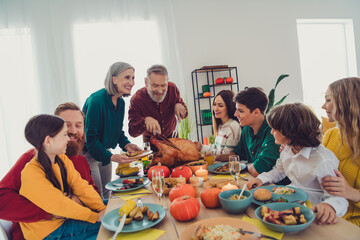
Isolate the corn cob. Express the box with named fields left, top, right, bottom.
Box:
left=119, top=167, right=139, bottom=176
left=118, top=200, right=136, bottom=217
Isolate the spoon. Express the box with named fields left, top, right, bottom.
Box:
left=238, top=184, right=247, bottom=200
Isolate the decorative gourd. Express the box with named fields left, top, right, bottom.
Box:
left=203, top=92, right=211, bottom=97
left=148, top=163, right=170, bottom=181
left=170, top=195, right=200, bottom=221
left=200, top=188, right=221, bottom=208
left=171, top=166, right=192, bottom=181
left=169, top=184, right=195, bottom=202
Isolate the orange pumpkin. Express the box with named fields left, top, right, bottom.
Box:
left=200, top=188, right=221, bottom=208
left=203, top=92, right=211, bottom=97
left=171, top=166, right=192, bottom=181
left=169, top=184, right=195, bottom=202
left=170, top=195, right=200, bottom=221
left=148, top=163, right=170, bottom=181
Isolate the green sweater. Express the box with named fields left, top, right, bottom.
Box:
left=234, top=118, right=280, bottom=173
left=83, top=88, right=130, bottom=165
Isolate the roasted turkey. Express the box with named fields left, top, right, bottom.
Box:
left=149, top=137, right=200, bottom=168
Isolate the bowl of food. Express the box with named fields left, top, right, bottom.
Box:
left=186, top=160, right=208, bottom=174
left=255, top=202, right=315, bottom=233
left=219, top=189, right=252, bottom=214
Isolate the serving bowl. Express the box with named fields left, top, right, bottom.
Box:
left=255, top=202, right=315, bottom=233
left=219, top=189, right=252, bottom=214
left=186, top=160, right=208, bottom=174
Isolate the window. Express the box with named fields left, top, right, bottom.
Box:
left=73, top=21, right=163, bottom=148
left=0, top=28, right=39, bottom=178
left=297, top=19, right=357, bottom=118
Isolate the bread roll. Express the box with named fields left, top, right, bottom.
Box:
left=254, top=188, right=272, bottom=201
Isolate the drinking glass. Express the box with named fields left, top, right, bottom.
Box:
left=187, top=133, right=195, bottom=141
left=143, top=142, right=151, bottom=151
left=151, top=169, right=165, bottom=206
left=229, top=155, right=241, bottom=186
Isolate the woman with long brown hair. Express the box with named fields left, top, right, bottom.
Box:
left=321, top=77, right=360, bottom=226
left=196, top=90, right=241, bottom=159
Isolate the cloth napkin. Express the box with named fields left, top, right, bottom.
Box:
left=110, top=228, right=165, bottom=240
left=112, top=189, right=152, bottom=201
left=241, top=216, right=284, bottom=239
left=211, top=174, right=247, bottom=179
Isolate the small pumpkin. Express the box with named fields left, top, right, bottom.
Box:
left=215, top=77, right=224, bottom=84
left=170, top=195, right=200, bottom=221
left=171, top=165, right=192, bottom=181
left=202, top=92, right=211, bottom=98
left=225, top=77, right=234, bottom=83
left=148, top=163, right=170, bottom=181
left=200, top=188, right=221, bottom=208
left=169, top=184, right=195, bottom=202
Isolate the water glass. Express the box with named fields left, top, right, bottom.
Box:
left=143, top=142, right=151, bottom=151
left=187, top=133, right=195, bottom=141
left=229, top=155, right=241, bottom=186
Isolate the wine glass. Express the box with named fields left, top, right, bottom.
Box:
left=151, top=169, right=165, bottom=207
left=229, top=155, right=241, bottom=187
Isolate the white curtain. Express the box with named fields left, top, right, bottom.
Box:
left=0, top=0, right=184, bottom=178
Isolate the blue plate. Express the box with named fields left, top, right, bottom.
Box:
left=101, top=203, right=166, bottom=232
left=249, top=185, right=308, bottom=205
left=207, top=162, right=246, bottom=174
left=105, top=176, right=149, bottom=193
left=255, top=202, right=315, bottom=233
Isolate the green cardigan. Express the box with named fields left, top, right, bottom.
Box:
left=83, top=88, right=130, bottom=165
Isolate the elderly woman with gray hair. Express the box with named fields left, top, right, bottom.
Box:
left=82, top=62, right=141, bottom=199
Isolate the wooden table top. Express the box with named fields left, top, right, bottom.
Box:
left=97, top=170, right=360, bottom=240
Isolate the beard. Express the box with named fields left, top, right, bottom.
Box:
left=147, top=86, right=167, bottom=103
left=66, top=133, right=85, bottom=158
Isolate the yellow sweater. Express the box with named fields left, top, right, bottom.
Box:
left=19, top=154, right=106, bottom=240
left=323, top=128, right=360, bottom=226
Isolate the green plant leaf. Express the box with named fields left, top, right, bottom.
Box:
left=274, top=74, right=289, bottom=88
left=274, top=94, right=289, bottom=106
left=266, top=74, right=290, bottom=114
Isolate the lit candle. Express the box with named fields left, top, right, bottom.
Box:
left=176, top=175, right=186, bottom=185
left=221, top=183, right=238, bottom=192
left=195, top=167, right=208, bottom=181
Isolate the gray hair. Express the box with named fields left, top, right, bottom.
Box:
left=146, top=64, right=168, bottom=79
left=104, top=62, right=134, bottom=95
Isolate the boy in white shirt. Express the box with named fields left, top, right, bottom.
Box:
left=247, top=103, right=348, bottom=225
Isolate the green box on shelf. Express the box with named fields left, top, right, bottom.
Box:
left=201, top=109, right=212, bottom=125
left=202, top=85, right=210, bottom=93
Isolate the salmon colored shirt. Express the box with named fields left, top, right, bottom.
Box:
left=19, top=154, right=105, bottom=240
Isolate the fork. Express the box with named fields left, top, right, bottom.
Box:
left=172, top=117, right=181, bottom=138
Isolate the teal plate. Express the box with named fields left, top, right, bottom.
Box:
left=105, top=176, right=149, bottom=193
left=255, top=202, right=315, bottom=233
left=207, top=162, right=246, bottom=174
left=101, top=203, right=166, bottom=232
left=249, top=185, right=308, bottom=205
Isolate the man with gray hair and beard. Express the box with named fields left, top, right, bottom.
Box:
left=128, top=64, right=188, bottom=148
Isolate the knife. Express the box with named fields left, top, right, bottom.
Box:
left=237, top=175, right=249, bottom=181
left=238, top=228, right=279, bottom=240
left=155, top=132, right=182, bottom=151
left=112, top=213, right=126, bottom=240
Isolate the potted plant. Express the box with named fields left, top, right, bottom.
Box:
left=265, top=74, right=290, bottom=114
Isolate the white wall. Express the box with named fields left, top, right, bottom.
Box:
left=172, top=0, right=360, bottom=133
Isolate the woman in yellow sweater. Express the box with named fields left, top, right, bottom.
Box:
left=20, top=114, right=106, bottom=240
left=321, top=77, right=360, bottom=226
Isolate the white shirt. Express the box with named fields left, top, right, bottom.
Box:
left=257, top=144, right=348, bottom=217
left=202, top=119, right=241, bottom=155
